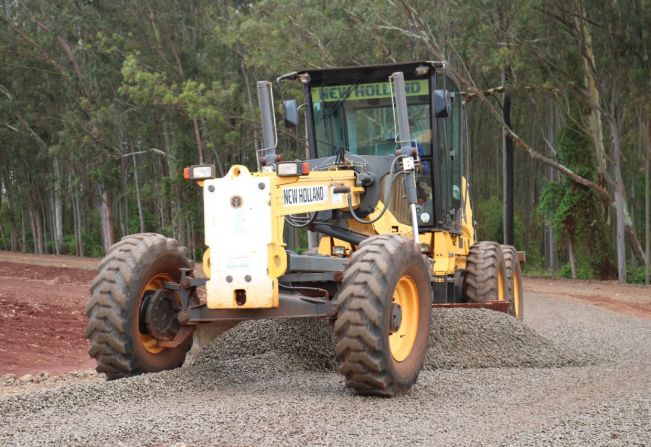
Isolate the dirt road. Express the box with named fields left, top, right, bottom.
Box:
left=0, top=261, right=96, bottom=376
left=0, top=253, right=650, bottom=445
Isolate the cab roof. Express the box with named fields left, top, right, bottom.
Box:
left=297, top=61, right=445, bottom=85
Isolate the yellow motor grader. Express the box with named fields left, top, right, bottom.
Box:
left=87, top=61, right=523, bottom=397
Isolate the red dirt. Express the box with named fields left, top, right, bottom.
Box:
left=0, top=250, right=99, bottom=270
left=0, top=260, right=97, bottom=376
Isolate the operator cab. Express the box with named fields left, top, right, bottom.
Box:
left=288, top=61, right=466, bottom=231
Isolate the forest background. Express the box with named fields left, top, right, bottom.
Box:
left=1, top=0, right=650, bottom=284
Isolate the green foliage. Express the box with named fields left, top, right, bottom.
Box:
left=475, top=196, right=503, bottom=243
left=0, top=0, right=648, bottom=286
left=627, top=265, right=649, bottom=284
left=474, top=196, right=524, bottom=248
left=539, top=125, right=616, bottom=279
left=559, top=263, right=595, bottom=280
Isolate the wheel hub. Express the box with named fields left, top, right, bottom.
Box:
left=390, top=303, right=402, bottom=333
left=143, top=289, right=181, bottom=341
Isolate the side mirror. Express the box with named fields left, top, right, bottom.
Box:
left=434, top=89, right=452, bottom=118
left=283, top=99, right=299, bottom=128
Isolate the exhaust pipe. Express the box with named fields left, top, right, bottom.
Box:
left=391, top=71, right=420, bottom=243
left=256, top=80, right=277, bottom=168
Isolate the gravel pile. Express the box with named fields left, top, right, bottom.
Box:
left=192, top=318, right=338, bottom=372
left=424, top=308, right=593, bottom=369
left=0, top=370, right=103, bottom=398
left=192, top=308, right=592, bottom=373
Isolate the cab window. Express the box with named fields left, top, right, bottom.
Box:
left=311, top=80, right=432, bottom=157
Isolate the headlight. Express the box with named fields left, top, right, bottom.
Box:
left=183, top=164, right=216, bottom=180
left=277, top=161, right=300, bottom=176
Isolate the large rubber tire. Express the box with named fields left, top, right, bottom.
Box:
left=501, top=245, right=524, bottom=320
left=334, top=235, right=431, bottom=397
left=86, top=233, right=192, bottom=379
left=464, top=241, right=507, bottom=303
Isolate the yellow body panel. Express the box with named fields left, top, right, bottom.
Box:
left=203, top=163, right=477, bottom=308
left=204, top=167, right=362, bottom=309
left=322, top=176, right=475, bottom=278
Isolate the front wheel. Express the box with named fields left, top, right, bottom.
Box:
left=334, top=235, right=431, bottom=397
left=86, top=233, right=192, bottom=379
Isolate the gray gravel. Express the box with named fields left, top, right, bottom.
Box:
left=193, top=308, right=593, bottom=372
left=1, top=292, right=650, bottom=446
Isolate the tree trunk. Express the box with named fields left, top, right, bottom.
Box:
left=72, top=185, right=84, bottom=257
left=0, top=218, right=5, bottom=249
left=21, top=206, right=26, bottom=252
left=202, top=118, right=224, bottom=176
left=575, top=0, right=607, bottom=181
left=0, top=187, right=5, bottom=248
left=28, top=202, right=43, bottom=254
left=50, top=191, right=59, bottom=254
left=41, top=201, right=49, bottom=254
left=646, top=154, right=650, bottom=285
left=99, top=187, right=115, bottom=253
left=120, top=155, right=129, bottom=237
left=240, top=56, right=260, bottom=167
left=502, top=69, right=514, bottom=246
left=53, top=157, right=63, bottom=254
left=162, top=122, right=185, bottom=245
left=568, top=236, right=577, bottom=279
left=609, top=115, right=627, bottom=283
left=630, top=178, right=637, bottom=269
left=35, top=202, right=44, bottom=253
left=192, top=118, right=204, bottom=163
left=3, top=171, right=18, bottom=251
left=646, top=115, right=650, bottom=285
left=132, top=154, right=145, bottom=233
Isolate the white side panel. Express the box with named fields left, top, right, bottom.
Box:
left=203, top=173, right=273, bottom=309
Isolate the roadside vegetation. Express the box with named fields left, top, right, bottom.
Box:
left=0, top=0, right=649, bottom=283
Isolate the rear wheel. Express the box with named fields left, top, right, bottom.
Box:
left=464, top=241, right=507, bottom=304
left=86, top=233, right=192, bottom=379
left=501, top=245, right=524, bottom=320
left=334, top=235, right=431, bottom=397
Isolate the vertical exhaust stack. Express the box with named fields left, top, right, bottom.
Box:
left=391, top=71, right=420, bottom=243
left=257, top=80, right=278, bottom=169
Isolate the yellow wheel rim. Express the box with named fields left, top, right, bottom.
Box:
left=138, top=273, right=174, bottom=354
left=513, top=273, right=521, bottom=317
left=497, top=270, right=505, bottom=301
left=389, top=275, right=419, bottom=362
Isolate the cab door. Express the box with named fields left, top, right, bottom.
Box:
left=434, top=75, right=464, bottom=231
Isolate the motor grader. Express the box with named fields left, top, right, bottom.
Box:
left=87, top=61, right=523, bottom=397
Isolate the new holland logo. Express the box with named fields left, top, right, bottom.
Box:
left=230, top=195, right=243, bottom=208
left=283, top=185, right=329, bottom=206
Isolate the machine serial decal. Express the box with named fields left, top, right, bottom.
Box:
left=283, top=185, right=329, bottom=206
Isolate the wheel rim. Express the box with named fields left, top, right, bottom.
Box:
left=139, top=273, right=174, bottom=354
left=389, top=275, right=419, bottom=362
left=513, top=272, right=521, bottom=317
left=497, top=270, right=505, bottom=301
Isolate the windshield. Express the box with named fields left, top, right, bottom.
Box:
left=310, top=79, right=432, bottom=157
